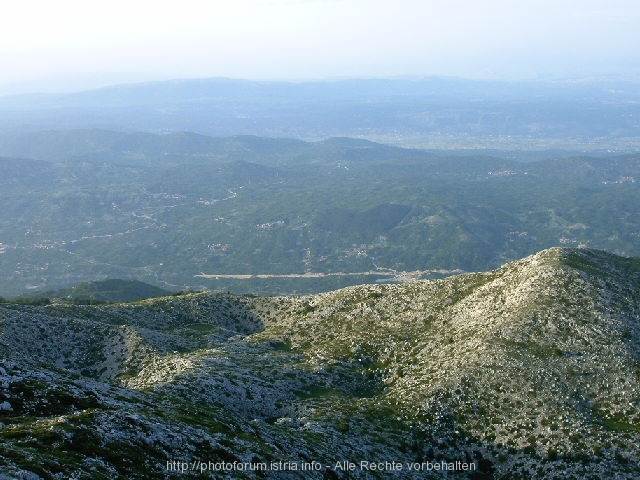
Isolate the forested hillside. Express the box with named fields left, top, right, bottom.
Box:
left=0, top=132, right=638, bottom=296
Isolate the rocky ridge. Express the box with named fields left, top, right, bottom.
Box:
left=1, top=247, right=639, bottom=479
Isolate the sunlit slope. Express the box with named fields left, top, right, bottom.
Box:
left=1, top=248, right=639, bottom=478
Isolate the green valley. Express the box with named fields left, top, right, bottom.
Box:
left=0, top=132, right=639, bottom=297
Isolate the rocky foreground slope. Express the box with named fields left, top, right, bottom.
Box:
left=1, top=247, right=639, bottom=479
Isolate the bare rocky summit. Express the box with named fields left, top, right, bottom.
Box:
left=1, top=247, right=639, bottom=479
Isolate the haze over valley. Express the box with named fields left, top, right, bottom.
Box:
left=1, top=76, right=639, bottom=479
left=2, top=1, right=640, bottom=478
left=0, top=97, right=639, bottom=298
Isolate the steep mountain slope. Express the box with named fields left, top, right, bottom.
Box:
left=1, top=248, right=639, bottom=479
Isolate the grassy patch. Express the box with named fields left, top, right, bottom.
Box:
left=603, top=418, right=640, bottom=433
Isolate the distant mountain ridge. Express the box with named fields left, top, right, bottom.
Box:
left=1, top=76, right=639, bottom=146
left=0, top=130, right=316, bottom=164
left=1, top=247, right=639, bottom=478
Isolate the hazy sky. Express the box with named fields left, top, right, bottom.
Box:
left=1, top=0, right=639, bottom=95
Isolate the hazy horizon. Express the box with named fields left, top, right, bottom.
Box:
left=1, top=0, right=639, bottom=96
